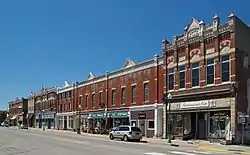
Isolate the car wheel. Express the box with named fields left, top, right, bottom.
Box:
left=123, top=135, right=129, bottom=142
left=109, top=134, right=114, bottom=140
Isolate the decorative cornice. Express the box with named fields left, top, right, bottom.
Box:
left=61, top=56, right=165, bottom=92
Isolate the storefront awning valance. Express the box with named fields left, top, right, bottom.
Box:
left=26, top=113, right=34, bottom=119
left=11, top=115, right=17, bottom=120
left=88, top=112, right=105, bottom=119
left=108, top=111, right=129, bottom=118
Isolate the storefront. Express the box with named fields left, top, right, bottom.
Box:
left=168, top=98, right=232, bottom=141
left=87, top=111, right=106, bottom=132
left=56, top=112, right=76, bottom=130
left=26, top=113, right=35, bottom=127
left=130, top=104, right=163, bottom=138
left=10, top=115, right=17, bottom=126
left=36, top=112, right=56, bottom=129
left=108, top=110, right=129, bottom=127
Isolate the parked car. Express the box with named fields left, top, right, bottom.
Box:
left=109, top=125, right=142, bottom=142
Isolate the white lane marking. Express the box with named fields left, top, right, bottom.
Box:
left=188, top=150, right=212, bottom=154
left=170, top=151, right=195, bottom=155
left=144, top=152, right=167, bottom=155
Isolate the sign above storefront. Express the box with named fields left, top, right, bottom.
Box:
left=108, top=111, right=129, bottom=118
left=138, top=113, right=146, bottom=119
left=89, top=112, right=105, bottom=119
left=177, top=100, right=216, bottom=110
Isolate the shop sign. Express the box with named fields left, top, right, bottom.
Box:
left=90, top=112, right=105, bottom=119
left=178, top=100, right=216, bottom=109
left=138, top=113, right=146, bottom=119
left=108, top=111, right=129, bottom=118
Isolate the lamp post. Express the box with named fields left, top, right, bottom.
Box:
left=42, top=109, right=45, bottom=131
left=77, top=104, right=82, bottom=134
left=163, top=93, right=172, bottom=143
left=167, top=93, right=172, bottom=143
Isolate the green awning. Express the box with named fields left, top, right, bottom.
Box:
left=89, top=112, right=105, bottom=119
left=108, top=111, right=129, bottom=118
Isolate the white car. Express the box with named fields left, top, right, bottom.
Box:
left=109, top=125, right=142, bottom=142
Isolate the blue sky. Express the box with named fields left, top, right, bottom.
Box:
left=0, top=0, right=249, bottom=109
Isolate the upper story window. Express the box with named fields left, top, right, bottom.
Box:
left=92, top=93, right=96, bottom=109
left=144, top=83, right=149, bottom=102
left=168, top=68, right=174, bottom=90
left=67, top=91, right=71, bottom=98
left=221, top=55, right=230, bottom=82
left=79, top=96, right=82, bottom=107
left=191, top=62, right=200, bottom=87
left=99, top=92, right=103, bottom=105
left=179, top=65, right=185, bottom=89
left=112, top=89, right=116, bottom=106
left=207, top=58, right=215, bottom=85
left=69, top=103, right=71, bottom=111
left=132, top=85, right=136, bottom=104
left=85, top=95, right=89, bottom=109
left=121, top=87, right=126, bottom=105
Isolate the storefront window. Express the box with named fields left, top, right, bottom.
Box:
left=210, top=111, right=230, bottom=139
left=148, top=120, right=154, bottom=129
left=131, top=121, right=137, bottom=127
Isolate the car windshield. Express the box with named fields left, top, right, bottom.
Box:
left=131, top=127, right=141, bottom=132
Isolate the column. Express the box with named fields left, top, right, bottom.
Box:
left=207, top=111, right=211, bottom=137
left=154, top=104, right=158, bottom=137
left=163, top=105, right=167, bottom=138
left=67, top=116, right=70, bottom=129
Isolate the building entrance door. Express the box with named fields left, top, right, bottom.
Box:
left=138, top=119, right=146, bottom=136
left=197, top=112, right=206, bottom=139
left=63, top=116, right=67, bottom=129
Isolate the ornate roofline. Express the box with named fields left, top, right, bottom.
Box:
left=58, top=55, right=164, bottom=94
left=164, top=13, right=235, bottom=51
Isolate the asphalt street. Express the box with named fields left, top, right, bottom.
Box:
left=0, top=127, right=239, bottom=155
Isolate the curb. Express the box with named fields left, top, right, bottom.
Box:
left=198, top=146, right=250, bottom=154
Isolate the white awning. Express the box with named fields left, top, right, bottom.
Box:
left=11, top=115, right=17, bottom=120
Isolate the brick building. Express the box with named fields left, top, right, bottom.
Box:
left=162, top=13, right=250, bottom=144
left=8, top=97, right=28, bottom=126
left=56, top=81, right=74, bottom=130
left=34, top=86, right=57, bottom=129
left=56, top=57, right=165, bottom=137
left=27, top=92, right=36, bottom=127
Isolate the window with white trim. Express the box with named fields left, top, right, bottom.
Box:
left=179, top=65, right=185, bottom=89
left=191, top=62, right=200, bottom=87
left=85, top=95, right=89, bottom=109
left=206, top=58, right=214, bottom=85
left=121, top=87, right=126, bottom=105
left=144, top=83, right=149, bottom=102
left=148, top=120, right=154, bottom=129
left=132, top=85, right=136, bottom=104
left=99, top=92, right=103, bottom=105
left=112, top=89, right=116, bottom=106
left=221, top=55, right=230, bottom=82
left=92, top=93, right=96, bottom=109
left=168, top=67, right=174, bottom=90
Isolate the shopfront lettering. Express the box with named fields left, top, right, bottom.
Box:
left=178, top=100, right=216, bottom=109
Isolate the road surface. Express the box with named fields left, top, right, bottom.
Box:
left=0, top=127, right=237, bottom=155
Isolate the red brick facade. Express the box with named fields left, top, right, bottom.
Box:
left=63, top=57, right=165, bottom=113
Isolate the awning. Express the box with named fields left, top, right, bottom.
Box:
left=11, top=115, right=17, bottom=120
left=108, top=110, right=129, bottom=118
left=88, top=111, right=105, bottom=119
left=26, top=113, right=34, bottom=119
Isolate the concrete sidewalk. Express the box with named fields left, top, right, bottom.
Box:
left=10, top=126, right=250, bottom=154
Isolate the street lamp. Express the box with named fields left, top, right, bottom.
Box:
left=77, top=104, right=82, bottom=134
left=163, top=92, right=172, bottom=143
left=167, top=93, right=172, bottom=143
left=42, top=109, right=45, bottom=131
